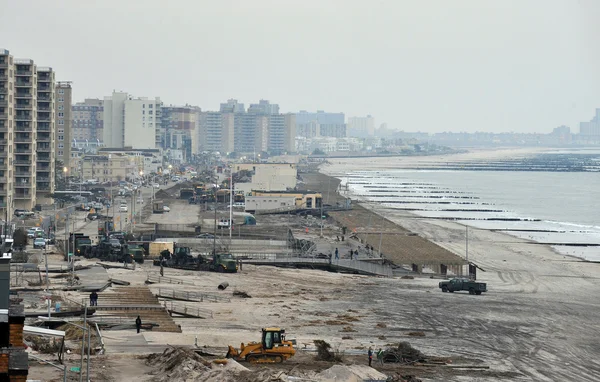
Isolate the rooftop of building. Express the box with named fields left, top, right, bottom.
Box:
left=252, top=190, right=321, bottom=195
left=99, top=147, right=160, bottom=153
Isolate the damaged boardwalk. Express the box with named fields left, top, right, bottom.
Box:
left=243, top=257, right=393, bottom=277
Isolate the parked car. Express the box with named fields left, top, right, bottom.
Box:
left=196, top=233, right=215, bottom=239
left=14, top=209, right=35, bottom=217
left=163, top=205, right=170, bottom=212
left=119, top=204, right=128, bottom=212
left=33, top=238, right=46, bottom=249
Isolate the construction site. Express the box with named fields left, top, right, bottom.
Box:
left=6, top=165, right=600, bottom=382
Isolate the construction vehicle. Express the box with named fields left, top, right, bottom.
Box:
left=439, top=278, right=487, bottom=295
left=226, top=328, right=296, bottom=363
left=180, top=188, right=195, bottom=199
left=64, top=233, right=92, bottom=260
left=98, top=217, right=114, bottom=238
left=154, top=245, right=199, bottom=269
left=127, top=244, right=146, bottom=264
left=202, top=253, right=238, bottom=273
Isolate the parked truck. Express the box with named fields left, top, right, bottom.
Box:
left=64, top=233, right=92, bottom=260
left=149, top=241, right=174, bottom=258
left=439, top=278, right=487, bottom=295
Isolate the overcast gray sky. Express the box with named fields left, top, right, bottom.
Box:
left=1, top=0, right=599, bottom=133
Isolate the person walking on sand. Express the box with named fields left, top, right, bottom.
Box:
left=368, top=347, right=373, bottom=366
left=135, top=316, right=142, bottom=333
left=335, top=248, right=339, bottom=260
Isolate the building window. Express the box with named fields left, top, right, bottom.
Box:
left=58, top=150, right=63, bottom=156
left=58, top=89, right=64, bottom=94
left=58, top=112, right=64, bottom=117
left=58, top=97, right=64, bottom=102
left=149, top=104, right=153, bottom=109
left=58, top=105, right=64, bottom=111
left=58, top=135, right=63, bottom=140
left=58, top=143, right=64, bottom=148
left=58, top=129, right=64, bottom=133
left=58, top=120, right=64, bottom=125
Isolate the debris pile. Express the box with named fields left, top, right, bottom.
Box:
left=314, top=339, right=344, bottom=362
left=233, top=290, right=252, bottom=298
left=383, top=342, right=425, bottom=364
left=146, top=347, right=210, bottom=381
left=24, top=335, right=62, bottom=354
left=387, top=374, right=423, bottom=382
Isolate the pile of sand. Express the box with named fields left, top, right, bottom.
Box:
left=317, top=365, right=388, bottom=382
left=146, top=347, right=211, bottom=382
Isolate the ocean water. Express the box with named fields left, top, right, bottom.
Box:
left=339, top=162, right=600, bottom=262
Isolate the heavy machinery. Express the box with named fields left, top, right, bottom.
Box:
left=202, top=253, right=238, bottom=273
left=128, top=244, right=146, bottom=264
left=64, top=233, right=92, bottom=260
left=226, top=328, right=296, bottom=363
left=154, top=245, right=199, bottom=269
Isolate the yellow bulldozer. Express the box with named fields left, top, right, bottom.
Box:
left=226, top=327, right=296, bottom=363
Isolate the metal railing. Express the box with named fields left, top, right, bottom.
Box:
left=162, top=300, right=213, bottom=318
left=146, top=274, right=194, bottom=285
left=157, top=288, right=230, bottom=303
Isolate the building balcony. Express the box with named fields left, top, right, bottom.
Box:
left=0, top=98, right=8, bottom=107
left=37, top=156, right=51, bottom=162
left=0, top=87, right=7, bottom=95
left=14, top=136, right=33, bottom=144
left=15, top=125, right=33, bottom=132
left=14, top=93, right=32, bottom=99
left=37, top=105, right=50, bottom=111
left=0, top=139, right=7, bottom=144
left=15, top=115, right=33, bottom=121
left=14, top=192, right=33, bottom=199
left=15, top=182, right=33, bottom=189
left=15, top=103, right=33, bottom=110
left=0, top=189, right=7, bottom=196
left=0, top=111, right=8, bottom=119
left=0, top=126, right=7, bottom=133
left=14, top=159, right=32, bottom=165
left=0, top=61, right=8, bottom=68
left=37, top=124, right=50, bottom=131
left=37, top=145, right=51, bottom=152
left=14, top=148, right=32, bottom=154
left=15, top=69, right=33, bottom=76
left=37, top=184, right=50, bottom=191
left=15, top=79, right=32, bottom=87
left=15, top=171, right=31, bottom=177
left=37, top=117, right=51, bottom=123
left=37, top=94, right=51, bottom=101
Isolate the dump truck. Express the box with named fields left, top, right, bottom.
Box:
left=226, top=328, right=296, bottom=363
left=439, top=278, right=487, bottom=295
left=128, top=244, right=146, bottom=264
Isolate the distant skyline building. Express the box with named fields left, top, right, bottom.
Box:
left=347, top=115, right=375, bottom=138
left=200, top=99, right=295, bottom=154
left=72, top=98, right=104, bottom=143
left=103, top=91, right=162, bottom=149
left=161, top=105, right=201, bottom=161
left=295, top=110, right=346, bottom=139
left=579, top=108, right=600, bottom=136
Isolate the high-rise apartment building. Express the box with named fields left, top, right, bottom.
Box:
left=0, top=49, right=15, bottom=216
left=1, top=48, right=59, bottom=211
left=35, top=67, right=56, bottom=204
left=103, top=91, right=162, bottom=149
left=579, top=108, right=600, bottom=137
left=200, top=99, right=295, bottom=155
left=161, top=105, right=201, bottom=160
left=295, top=110, right=346, bottom=139
left=72, top=98, right=103, bottom=142
left=55, top=82, right=72, bottom=168
left=14, top=58, right=37, bottom=210
left=347, top=115, right=375, bottom=137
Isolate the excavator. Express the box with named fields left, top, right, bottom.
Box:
left=226, top=328, right=296, bottom=363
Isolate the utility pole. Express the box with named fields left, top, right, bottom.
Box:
left=465, top=226, right=469, bottom=263
left=212, top=185, right=218, bottom=255
left=320, top=197, right=323, bottom=237
left=229, top=170, right=233, bottom=240
left=44, top=241, right=50, bottom=318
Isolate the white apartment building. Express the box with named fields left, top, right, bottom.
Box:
left=103, top=91, right=161, bottom=149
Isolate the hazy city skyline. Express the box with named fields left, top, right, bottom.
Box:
left=2, top=0, right=599, bottom=134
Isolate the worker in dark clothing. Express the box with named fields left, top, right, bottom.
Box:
left=335, top=248, right=339, bottom=260
left=90, top=291, right=98, bottom=306
left=368, top=347, right=373, bottom=366
left=135, top=316, right=142, bottom=333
